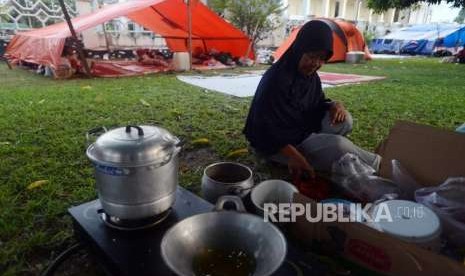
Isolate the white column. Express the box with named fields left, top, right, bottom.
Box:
left=390, top=8, right=396, bottom=23
left=321, top=0, right=326, bottom=16
left=355, top=0, right=362, bottom=21
left=304, top=0, right=311, bottom=17
left=424, top=5, right=432, bottom=24
left=341, top=0, right=348, bottom=19
left=407, top=9, right=414, bottom=24
left=323, top=0, right=331, bottom=18
left=282, top=0, right=289, bottom=18
left=421, top=5, right=427, bottom=24
left=368, top=9, right=373, bottom=23
left=302, top=0, right=307, bottom=16
left=379, top=12, right=385, bottom=22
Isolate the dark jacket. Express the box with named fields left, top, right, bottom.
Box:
left=243, top=20, right=334, bottom=155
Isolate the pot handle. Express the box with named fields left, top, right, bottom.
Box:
left=215, top=196, right=246, bottom=212
left=159, top=138, right=185, bottom=165
left=175, top=138, right=186, bottom=148
left=86, top=126, right=108, bottom=144
left=228, top=186, right=253, bottom=196
left=125, top=125, right=144, bottom=136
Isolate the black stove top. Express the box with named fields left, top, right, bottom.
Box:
left=69, top=187, right=328, bottom=276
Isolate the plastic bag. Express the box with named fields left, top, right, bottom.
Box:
left=331, top=153, right=376, bottom=184
left=331, top=153, right=400, bottom=202
left=415, top=178, right=465, bottom=246
left=340, top=174, right=400, bottom=202
left=391, top=159, right=422, bottom=200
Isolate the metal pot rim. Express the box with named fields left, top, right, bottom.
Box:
left=161, top=211, right=287, bottom=276
left=251, top=179, right=299, bottom=212
left=203, top=162, right=253, bottom=185
left=87, top=144, right=180, bottom=168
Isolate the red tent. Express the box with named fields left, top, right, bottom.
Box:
left=5, top=0, right=253, bottom=69
left=274, top=18, right=371, bottom=63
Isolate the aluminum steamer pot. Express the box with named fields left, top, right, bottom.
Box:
left=86, top=125, right=182, bottom=220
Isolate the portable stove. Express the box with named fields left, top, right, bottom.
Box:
left=69, top=187, right=328, bottom=275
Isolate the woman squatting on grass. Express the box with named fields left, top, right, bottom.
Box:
left=243, top=20, right=381, bottom=180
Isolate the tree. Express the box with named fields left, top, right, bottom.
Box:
left=209, top=0, right=284, bottom=52
left=366, top=0, right=465, bottom=13
left=0, top=2, right=8, bottom=17
left=455, top=7, right=465, bottom=23
left=209, top=0, right=228, bottom=17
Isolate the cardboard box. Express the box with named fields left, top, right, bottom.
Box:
left=290, top=121, right=465, bottom=276
left=377, top=121, right=465, bottom=187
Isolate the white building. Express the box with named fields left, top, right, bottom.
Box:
left=282, top=0, right=445, bottom=24
left=260, top=0, right=457, bottom=47
left=77, top=0, right=208, bottom=50
left=77, top=0, right=167, bottom=50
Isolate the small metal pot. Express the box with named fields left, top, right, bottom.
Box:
left=161, top=196, right=287, bottom=276
left=201, top=162, right=254, bottom=204
left=86, top=125, right=182, bottom=220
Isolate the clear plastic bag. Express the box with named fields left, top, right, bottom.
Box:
left=331, top=153, right=376, bottom=184
left=331, top=153, right=400, bottom=202
left=415, top=178, right=465, bottom=246
left=340, top=174, right=400, bottom=202
left=336, top=153, right=376, bottom=175
left=391, top=159, right=422, bottom=200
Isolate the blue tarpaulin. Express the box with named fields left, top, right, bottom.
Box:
left=371, top=24, right=465, bottom=55
left=443, top=27, right=465, bottom=47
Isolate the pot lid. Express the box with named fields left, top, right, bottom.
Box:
left=86, top=125, right=180, bottom=167
left=372, top=200, right=441, bottom=242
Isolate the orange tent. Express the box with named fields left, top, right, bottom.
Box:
left=5, top=0, right=253, bottom=69
left=274, top=18, right=371, bottom=63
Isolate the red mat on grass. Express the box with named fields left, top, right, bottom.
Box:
left=91, top=60, right=169, bottom=78
left=90, top=60, right=234, bottom=77
left=318, top=72, right=385, bottom=85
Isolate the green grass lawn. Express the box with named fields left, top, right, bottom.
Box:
left=1, top=58, right=464, bottom=275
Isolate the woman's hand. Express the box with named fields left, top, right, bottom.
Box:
left=288, top=154, right=315, bottom=180
left=330, top=102, right=347, bottom=125
left=280, top=145, right=315, bottom=179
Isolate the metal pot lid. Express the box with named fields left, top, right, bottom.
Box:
left=87, top=125, right=180, bottom=167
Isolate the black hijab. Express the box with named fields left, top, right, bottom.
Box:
left=277, top=20, right=334, bottom=76
left=243, top=20, right=334, bottom=155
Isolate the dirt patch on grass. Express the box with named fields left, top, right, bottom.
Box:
left=179, top=147, right=220, bottom=173
left=178, top=147, right=220, bottom=194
